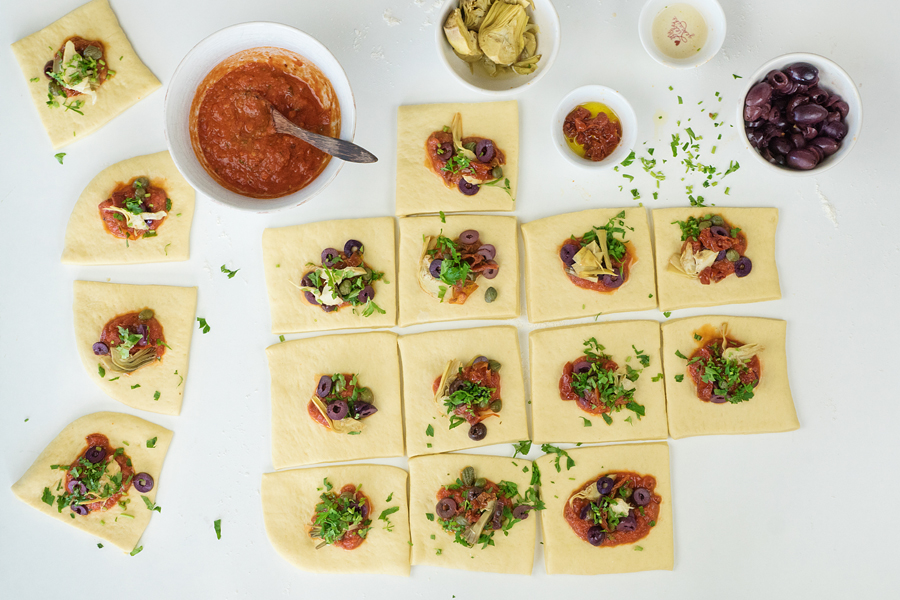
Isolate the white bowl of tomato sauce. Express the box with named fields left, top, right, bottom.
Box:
left=551, top=85, right=638, bottom=170
left=165, top=22, right=356, bottom=212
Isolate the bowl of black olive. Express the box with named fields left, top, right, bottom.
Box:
left=738, top=52, right=862, bottom=174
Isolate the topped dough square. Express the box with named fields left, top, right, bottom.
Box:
left=398, top=215, right=519, bottom=326
left=522, top=208, right=657, bottom=323
left=652, top=207, right=781, bottom=312
left=395, top=101, right=518, bottom=215
left=11, top=0, right=161, bottom=148
left=661, top=315, right=799, bottom=439
left=529, top=320, right=668, bottom=444
left=262, top=217, right=397, bottom=334
left=409, top=453, right=536, bottom=575
left=537, top=442, right=674, bottom=575
left=399, top=326, right=527, bottom=457
left=266, top=332, right=404, bottom=469
left=261, top=465, right=411, bottom=576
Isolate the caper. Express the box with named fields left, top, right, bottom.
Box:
left=698, top=220, right=712, bottom=230
left=339, top=279, right=353, bottom=296
left=489, top=400, right=502, bottom=412
left=725, top=249, right=740, bottom=262
left=133, top=176, right=150, bottom=189
left=464, top=142, right=477, bottom=152
left=710, top=215, right=725, bottom=226
left=461, top=466, right=476, bottom=487
left=48, top=81, right=64, bottom=97
left=83, top=45, right=102, bottom=60
left=474, top=478, right=486, bottom=488
left=357, top=387, right=374, bottom=403
left=138, top=309, right=154, bottom=320
left=484, top=286, right=497, bottom=303
left=133, top=187, right=146, bottom=199
left=491, top=166, right=503, bottom=179
left=478, top=398, right=491, bottom=408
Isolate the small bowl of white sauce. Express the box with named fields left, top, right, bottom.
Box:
left=638, top=0, right=726, bottom=69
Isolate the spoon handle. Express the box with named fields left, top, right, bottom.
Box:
left=271, top=109, right=378, bottom=164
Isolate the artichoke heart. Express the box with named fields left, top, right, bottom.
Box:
left=434, top=359, right=463, bottom=417
left=463, top=498, right=496, bottom=546
left=461, top=0, right=492, bottom=30
left=449, top=113, right=477, bottom=159
left=668, top=245, right=719, bottom=278
left=567, top=483, right=601, bottom=507
left=417, top=236, right=446, bottom=300
left=722, top=343, right=764, bottom=363
left=478, top=1, right=529, bottom=65
left=512, top=54, right=541, bottom=75
left=444, top=9, right=482, bottom=62
left=107, top=346, right=158, bottom=373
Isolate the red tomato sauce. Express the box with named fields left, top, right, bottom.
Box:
left=425, top=131, right=506, bottom=187
left=100, top=312, right=166, bottom=361
left=64, top=433, right=134, bottom=513
left=687, top=329, right=761, bottom=402
left=563, top=472, right=660, bottom=547
left=195, top=60, right=335, bottom=198
left=432, top=360, right=501, bottom=425
left=558, top=356, right=625, bottom=415
left=563, top=107, right=622, bottom=161
left=307, top=372, right=358, bottom=428
left=98, top=178, right=169, bottom=240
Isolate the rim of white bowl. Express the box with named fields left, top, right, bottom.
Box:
left=164, top=21, right=356, bottom=213
left=434, top=0, right=561, bottom=96
left=551, top=85, right=638, bottom=170
left=736, top=52, right=863, bottom=177
left=638, top=0, right=726, bottom=69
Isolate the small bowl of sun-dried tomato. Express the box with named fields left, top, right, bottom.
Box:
left=552, top=85, right=637, bottom=170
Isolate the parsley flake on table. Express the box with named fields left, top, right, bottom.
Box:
left=512, top=440, right=532, bottom=458
left=54, top=153, right=66, bottom=164
left=214, top=519, right=222, bottom=540
left=220, top=265, right=240, bottom=279
left=197, top=317, right=211, bottom=334
left=540, top=444, right=574, bottom=472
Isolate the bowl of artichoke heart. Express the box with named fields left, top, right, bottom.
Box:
left=437, top=0, right=560, bottom=94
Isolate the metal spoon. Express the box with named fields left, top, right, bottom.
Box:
left=269, top=106, right=377, bottom=164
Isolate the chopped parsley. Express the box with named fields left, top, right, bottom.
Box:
left=309, top=480, right=371, bottom=548
left=197, top=317, right=210, bottom=334
left=512, top=440, right=532, bottom=458
left=146, top=437, right=157, bottom=448
left=220, top=265, right=240, bottom=279
left=214, top=519, right=222, bottom=539
left=567, top=338, right=647, bottom=424
left=54, top=153, right=66, bottom=164
left=540, top=444, right=574, bottom=472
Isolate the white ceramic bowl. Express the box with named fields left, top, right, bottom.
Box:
left=638, top=0, right=726, bottom=69
left=551, top=85, right=638, bottom=170
left=165, top=22, right=356, bottom=212
left=435, top=0, right=560, bottom=95
left=736, top=52, right=863, bottom=176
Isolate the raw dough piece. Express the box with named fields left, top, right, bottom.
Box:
left=11, top=412, right=173, bottom=552
left=261, top=465, right=410, bottom=576
left=73, top=281, right=196, bottom=415
left=61, top=151, right=195, bottom=265
left=522, top=208, right=657, bottom=323
left=10, top=0, right=161, bottom=148
left=266, top=332, right=404, bottom=468
left=399, top=326, right=527, bottom=457
left=529, top=320, right=668, bottom=443
left=652, top=207, right=781, bottom=312
left=661, top=315, right=799, bottom=438
left=538, top=442, right=673, bottom=575
left=395, top=101, right=518, bottom=215
left=409, top=453, right=536, bottom=574
left=398, top=215, right=519, bottom=326
left=261, top=217, right=397, bottom=334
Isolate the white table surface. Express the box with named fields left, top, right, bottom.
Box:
left=1, top=1, right=897, bottom=598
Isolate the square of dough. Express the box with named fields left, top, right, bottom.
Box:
left=11, top=412, right=173, bottom=552
left=261, top=217, right=397, bottom=334
left=652, top=207, right=781, bottom=312
left=538, top=442, right=673, bottom=575
left=265, top=332, right=404, bottom=468
left=261, top=465, right=410, bottom=576
left=409, top=453, right=536, bottom=574
left=61, top=151, right=195, bottom=265
left=11, top=0, right=161, bottom=149
left=399, top=326, right=528, bottom=457
left=395, top=101, right=518, bottom=215
left=529, top=320, right=668, bottom=444
left=398, top=215, right=519, bottom=326
left=73, top=281, right=196, bottom=415
left=522, top=208, right=658, bottom=323
left=661, top=315, right=799, bottom=439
